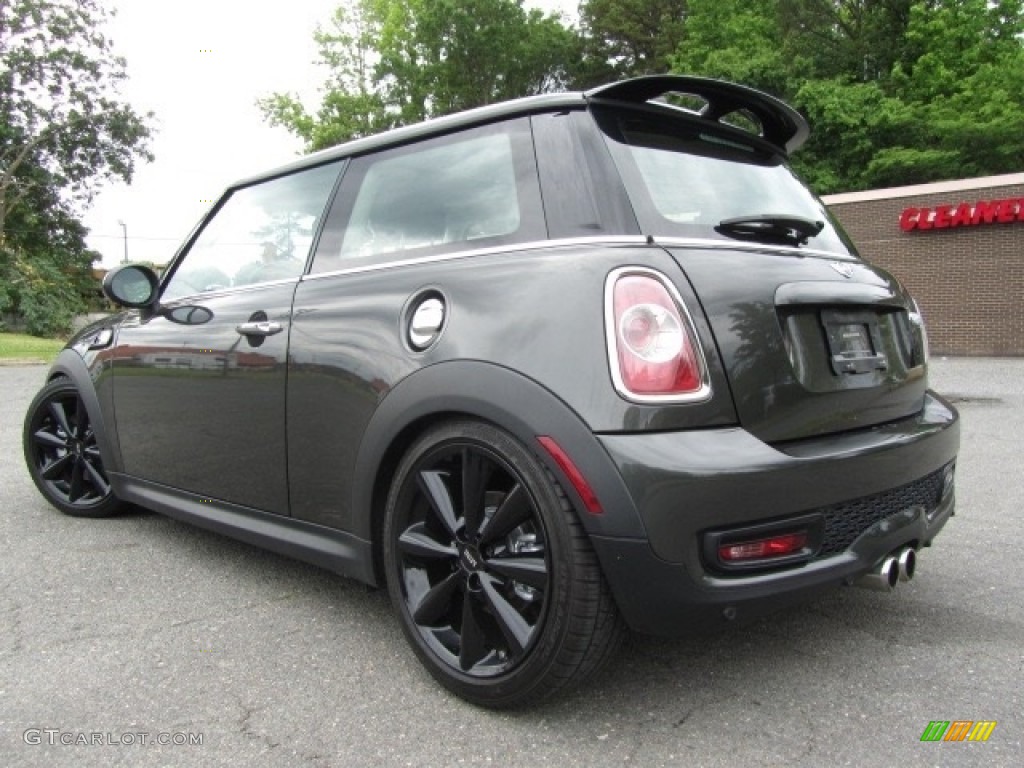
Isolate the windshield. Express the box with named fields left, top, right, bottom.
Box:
left=594, top=105, right=854, bottom=254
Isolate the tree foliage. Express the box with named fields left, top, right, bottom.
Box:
left=668, top=0, right=1024, bottom=192
left=790, top=0, right=1024, bottom=190
left=259, top=1, right=393, bottom=152
left=576, top=0, right=688, bottom=84
left=0, top=0, right=151, bottom=335
left=671, top=0, right=789, bottom=95
left=260, top=0, right=576, bottom=152
left=267, top=0, right=1024, bottom=193
left=777, top=0, right=915, bottom=82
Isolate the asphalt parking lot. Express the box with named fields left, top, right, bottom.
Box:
left=1, top=358, right=1022, bottom=768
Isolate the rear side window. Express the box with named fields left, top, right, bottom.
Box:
left=595, top=106, right=854, bottom=254
left=311, top=119, right=545, bottom=272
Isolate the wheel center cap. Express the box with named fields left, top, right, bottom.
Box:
left=459, top=545, right=483, bottom=573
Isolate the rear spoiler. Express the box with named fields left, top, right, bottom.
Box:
left=585, top=75, right=809, bottom=155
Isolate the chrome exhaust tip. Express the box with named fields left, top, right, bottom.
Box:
left=897, top=547, right=916, bottom=582
left=854, top=555, right=899, bottom=592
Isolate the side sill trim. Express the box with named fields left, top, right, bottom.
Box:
left=110, top=474, right=376, bottom=585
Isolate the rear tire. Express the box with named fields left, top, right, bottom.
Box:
left=23, top=377, right=124, bottom=518
left=383, top=419, right=623, bottom=708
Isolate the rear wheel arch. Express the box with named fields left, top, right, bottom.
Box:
left=353, top=361, right=648, bottom=581
left=367, top=410, right=470, bottom=585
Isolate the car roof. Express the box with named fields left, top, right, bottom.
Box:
left=235, top=91, right=586, bottom=189
left=232, top=76, right=808, bottom=191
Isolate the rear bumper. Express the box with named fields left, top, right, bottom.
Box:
left=592, top=391, right=959, bottom=635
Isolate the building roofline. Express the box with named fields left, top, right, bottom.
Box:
left=822, top=173, right=1024, bottom=205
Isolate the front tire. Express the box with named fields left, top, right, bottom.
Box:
left=23, top=377, right=124, bottom=518
left=383, top=420, right=623, bottom=708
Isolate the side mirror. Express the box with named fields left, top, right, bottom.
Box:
left=102, top=264, right=160, bottom=309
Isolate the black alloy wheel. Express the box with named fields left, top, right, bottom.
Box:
left=384, top=420, right=623, bottom=708
left=23, top=378, right=123, bottom=518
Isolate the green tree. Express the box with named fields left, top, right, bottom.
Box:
left=265, top=0, right=1024, bottom=192
left=776, top=1, right=914, bottom=82
left=671, top=0, right=789, bottom=95
left=576, top=0, right=688, bottom=83
left=260, top=0, right=576, bottom=152
left=377, top=0, right=575, bottom=121
left=0, top=159, right=101, bottom=335
left=793, top=0, right=1024, bottom=190
left=1, top=0, right=152, bottom=335
left=662, top=0, right=1024, bottom=192
left=259, top=1, right=394, bottom=152
left=788, top=78, right=918, bottom=191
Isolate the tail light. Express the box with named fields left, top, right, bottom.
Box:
left=605, top=268, right=710, bottom=402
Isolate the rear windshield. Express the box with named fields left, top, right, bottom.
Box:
left=594, top=105, right=854, bottom=254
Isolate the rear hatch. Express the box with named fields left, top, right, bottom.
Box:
left=589, top=89, right=928, bottom=443
left=663, top=245, right=926, bottom=442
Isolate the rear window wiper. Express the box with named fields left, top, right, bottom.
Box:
left=716, top=214, right=824, bottom=246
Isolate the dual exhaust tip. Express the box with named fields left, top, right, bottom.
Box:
left=855, top=546, right=916, bottom=592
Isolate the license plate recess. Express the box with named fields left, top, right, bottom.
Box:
left=821, top=309, right=888, bottom=375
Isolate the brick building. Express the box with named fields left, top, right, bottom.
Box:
left=823, top=173, right=1024, bottom=356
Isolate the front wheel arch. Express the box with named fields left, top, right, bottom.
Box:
left=46, top=348, right=123, bottom=476
left=23, top=375, right=124, bottom=518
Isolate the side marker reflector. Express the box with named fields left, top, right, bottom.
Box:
left=719, top=532, right=808, bottom=562
left=537, top=436, right=603, bottom=515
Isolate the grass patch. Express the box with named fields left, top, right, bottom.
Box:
left=0, top=332, right=66, bottom=361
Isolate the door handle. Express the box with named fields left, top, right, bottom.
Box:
left=235, top=321, right=283, bottom=337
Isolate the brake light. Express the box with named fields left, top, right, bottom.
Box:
left=719, top=532, right=808, bottom=562
left=606, top=269, right=708, bottom=400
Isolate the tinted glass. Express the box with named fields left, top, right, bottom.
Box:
left=342, top=133, right=518, bottom=258
left=311, top=120, right=543, bottom=272
left=162, top=162, right=341, bottom=301
left=596, top=107, right=854, bottom=254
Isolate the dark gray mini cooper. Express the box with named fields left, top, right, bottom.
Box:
left=24, top=75, right=959, bottom=707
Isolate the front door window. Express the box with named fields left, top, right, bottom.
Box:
left=163, top=161, right=342, bottom=300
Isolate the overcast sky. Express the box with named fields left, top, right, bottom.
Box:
left=85, top=0, right=577, bottom=267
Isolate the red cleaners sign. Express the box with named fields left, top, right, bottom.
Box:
left=900, top=198, right=1024, bottom=231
